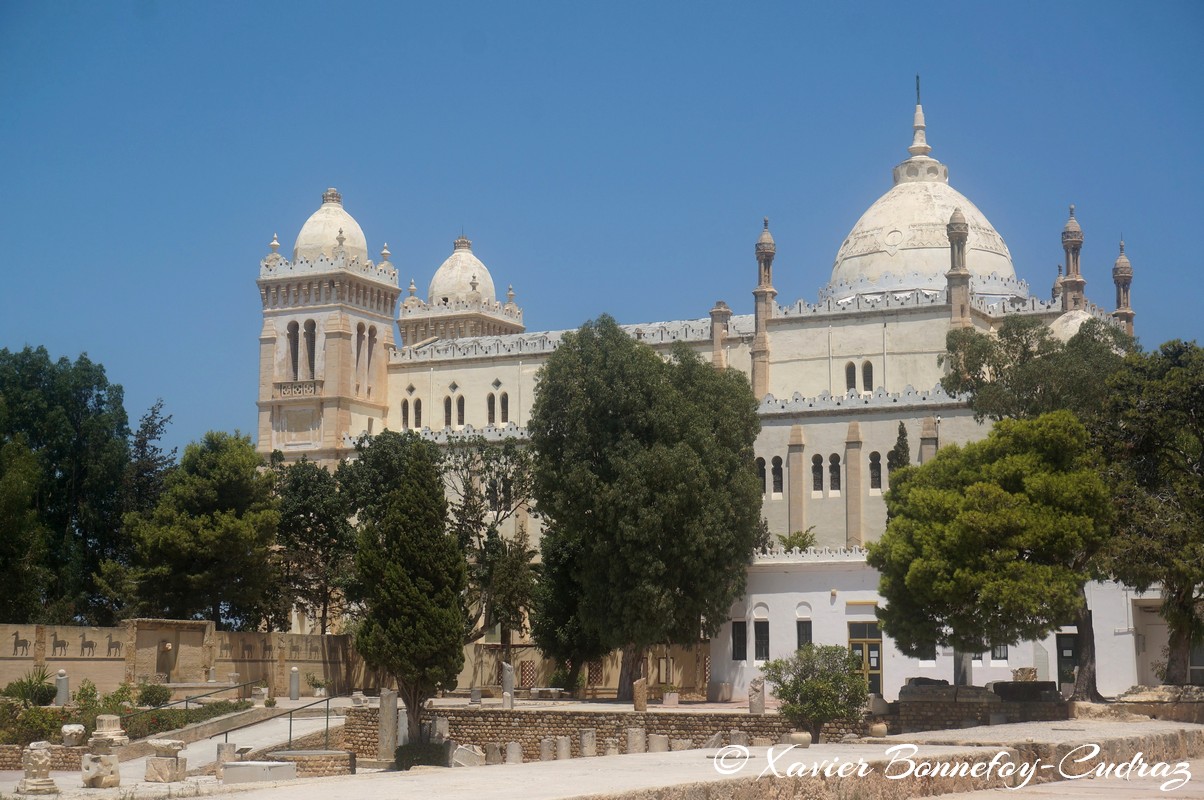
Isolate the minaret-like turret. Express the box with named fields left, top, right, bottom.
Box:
left=1061, top=205, right=1086, bottom=311
left=946, top=208, right=972, bottom=328
left=751, top=217, right=777, bottom=399
left=1051, top=264, right=1064, bottom=303
left=1112, top=240, right=1135, bottom=336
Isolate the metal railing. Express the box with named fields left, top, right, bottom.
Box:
left=219, top=694, right=341, bottom=750
left=120, top=679, right=263, bottom=725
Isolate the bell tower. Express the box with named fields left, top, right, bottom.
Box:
left=256, top=189, right=398, bottom=466
left=751, top=218, right=777, bottom=399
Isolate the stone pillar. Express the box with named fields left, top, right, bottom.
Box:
left=604, top=738, right=620, bottom=756
left=751, top=219, right=777, bottom=401
left=729, top=730, right=750, bottom=746
left=505, top=741, right=523, bottom=764
left=626, top=728, right=646, bottom=754
left=748, top=678, right=765, bottom=715
left=919, top=416, right=938, bottom=464
left=845, top=422, right=863, bottom=547
left=378, top=688, right=398, bottom=761
left=647, top=734, right=669, bottom=753
left=215, top=742, right=237, bottom=779
left=484, top=742, right=503, bottom=765
left=632, top=677, right=648, bottom=712
left=786, top=424, right=806, bottom=535
left=289, top=667, right=300, bottom=701
left=539, top=738, right=555, bottom=761
left=501, top=662, right=514, bottom=697
left=555, top=736, right=572, bottom=760
left=61, top=725, right=85, bottom=746
left=580, top=729, right=597, bottom=757
left=946, top=208, right=972, bottom=329
left=54, top=670, right=68, bottom=706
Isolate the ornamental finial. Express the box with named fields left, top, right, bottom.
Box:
left=269, top=233, right=279, bottom=253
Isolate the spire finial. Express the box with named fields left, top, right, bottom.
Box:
left=269, top=232, right=279, bottom=253
left=336, top=228, right=345, bottom=247
left=916, top=74, right=921, bottom=105
left=763, top=216, right=769, bottom=230
left=1069, top=204, right=1076, bottom=218
left=408, top=278, right=417, bottom=297
left=381, top=242, right=391, bottom=261
left=1119, top=238, right=1125, bottom=255
left=908, top=80, right=931, bottom=158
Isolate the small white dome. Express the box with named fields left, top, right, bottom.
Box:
left=1049, top=309, right=1094, bottom=342
left=293, top=188, right=369, bottom=263
left=428, top=236, right=497, bottom=304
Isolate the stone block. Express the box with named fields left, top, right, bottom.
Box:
left=702, top=732, right=723, bottom=748
left=729, top=730, right=750, bottom=747
left=16, top=743, right=58, bottom=795
left=81, top=753, right=120, bottom=788
left=148, top=738, right=186, bottom=758
left=604, top=738, right=620, bottom=756
left=61, top=724, right=85, bottom=747
left=145, top=755, right=187, bottom=782
left=505, top=741, right=523, bottom=764
left=632, top=677, right=648, bottom=712
left=501, top=691, right=513, bottom=710
left=378, top=688, right=398, bottom=759
left=539, top=737, right=555, bottom=761
left=556, top=735, right=571, bottom=760
left=626, top=727, right=646, bottom=753
left=501, top=662, right=514, bottom=696
left=670, top=738, right=692, bottom=751
left=648, top=734, right=669, bottom=753
left=580, top=728, right=596, bottom=757
left=751, top=737, right=773, bottom=747
left=484, top=742, right=503, bottom=765
left=452, top=744, right=484, bottom=767
left=215, top=742, right=237, bottom=779
left=223, top=761, right=297, bottom=784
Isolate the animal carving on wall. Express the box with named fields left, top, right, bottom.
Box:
left=11, top=631, right=29, bottom=656
left=106, top=633, right=123, bottom=657
left=51, top=631, right=68, bottom=657
left=79, top=632, right=96, bottom=657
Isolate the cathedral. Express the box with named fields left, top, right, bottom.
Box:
left=254, top=98, right=1156, bottom=700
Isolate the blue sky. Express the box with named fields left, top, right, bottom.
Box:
left=1, top=1, right=1201, bottom=454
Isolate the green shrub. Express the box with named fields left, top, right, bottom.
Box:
left=395, top=742, right=450, bottom=770
left=102, top=683, right=134, bottom=710
left=761, top=644, right=869, bottom=742
left=547, top=665, right=583, bottom=691
left=72, top=679, right=99, bottom=709
left=136, top=683, right=173, bottom=708
left=121, top=699, right=250, bottom=741
left=1, top=705, right=71, bottom=745
left=2, top=666, right=57, bottom=707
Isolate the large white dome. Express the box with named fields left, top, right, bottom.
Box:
left=428, top=236, right=497, bottom=304
left=822, top=105, right=1023, bottom=303
left=292, top=188, right=369, bottom=263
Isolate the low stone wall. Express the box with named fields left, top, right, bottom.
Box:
left=1114, top=686, right=1204, bottom=725
left=268, top=749, right=355, bottom=777
left=0, top=744, right=85, bottom=771
left=344, top=707, right=877, bottom=762
left=895, top=685, right=1068, bottom=733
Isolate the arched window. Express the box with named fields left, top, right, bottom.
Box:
left=845, top=362, right=857, bottom=393
left=812, top=454, right=824, bottom=492
left=829, top=454, right=842, bottom=492
left=414, top=399, right=422, bottom=429
left=862, top=360, right=873, bottom=393
left=456, top=395, right=465, bottom=426
left=303, top=320, right=316, bottom=380
left=286, top=321, right=300, bottom=381
left=444, top=396, right=453, bottom=429
left=869, top=451, right=882, bottom=489
left=401, top=400, right=410, bottom=430
left=771, top=456, right=784, bottom=494
left=487, top=394, right=496, bottom=425
left=500, top=392, right=509, bottom=423
left=755, top=458, right=766, bottom=495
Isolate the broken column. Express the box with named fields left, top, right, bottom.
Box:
left=748, top=678, right=765, bottom=715
left=626, top=727, right=646, bottom=753
left=556, top=736, right=571, bottom=760
left=505, top=741, right=523, bottom=764
left=145, top=739, right=187, bottom=782
left=632, top=677, right=648, bottom=712
left=580, top=729, right=596, bottom=757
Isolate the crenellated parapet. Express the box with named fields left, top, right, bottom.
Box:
left=259, top=251, right=399, bottom=287
left=815, top=271, right=1030, bottom=306
left=758, top=383, right=960, bottom=417
left=779, top=288, right=946, bottom=317
left=752, top=545, right=869, bottom=564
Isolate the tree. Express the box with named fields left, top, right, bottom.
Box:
left=442, top=435, right=535, bottom=645
left=1095, top=341, right=1204, bottom=685
left=941, top=316, right=1134, bottom=422
left=115, top=432, right=280, bottom=628
left=0, top=436, right=51, bottom=621
left=276, top=457, right=355, bottom=634
left=886, top=422, right=910, bottom=474
left=123, top=399, right=177, bottom=518
left=776, top=527, right=817, bottom=551
left=488, top=526, right=537, bottom=665
left=867, top=412, right=1113, bottom=699
left=0, top=346, right=130, bottom=622
left=342, top=431, right=465, bottom=742
left=761, top=644, right=870, bottom=742
left=528, top=315, right=762, bottom=698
